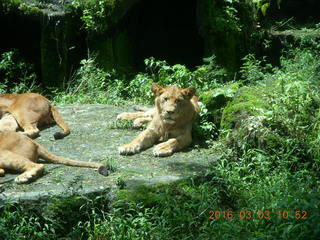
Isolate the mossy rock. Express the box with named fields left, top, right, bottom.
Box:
left=271, top=28, right=320, bottom=48
left=200, top=82, right=240, bottom=127
left=115, top=178, right=199, bottom=208
left=116, top=185, right=165, bottom=208
left=220, top=86, right=269, bottom=130
left=201, top=82, right=240, bottom=110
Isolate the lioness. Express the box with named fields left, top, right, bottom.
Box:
left=117, top=84, right=199, bottom=157
left=0, top=93, right=70, bottom=139
left=0, top=131, right=108, bottom=184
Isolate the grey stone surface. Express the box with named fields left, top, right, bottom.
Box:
left=0, top=104, right=212, bottom=202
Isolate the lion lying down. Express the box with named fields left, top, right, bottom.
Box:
left=117, top=84, right=200, bottom=157
left=0, top=131, right=108, bottom=184
left=0, top=93, right=70, bottom=139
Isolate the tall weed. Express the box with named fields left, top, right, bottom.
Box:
left=53, top=57, right=124, bottom=104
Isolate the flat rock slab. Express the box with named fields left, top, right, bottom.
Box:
left=0, top=104, right=212, bottom=203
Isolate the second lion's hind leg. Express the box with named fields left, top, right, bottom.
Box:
left=0, top=113, right=19, bottom=132
left=117, top=111, right=146, bottom=120
left=13, top=111, right=41, bottom=138
left=117, top=108, right=155, bottom=128
left=15, top=163, right=44, bottom=184
left=0, top=150, right=44, bottom=184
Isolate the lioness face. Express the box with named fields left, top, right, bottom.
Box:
left=152, top=84, right=195, bottom=124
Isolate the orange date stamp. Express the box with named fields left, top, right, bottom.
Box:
left=208, top=210, right=308, bottom=220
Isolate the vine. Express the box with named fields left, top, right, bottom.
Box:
left=253, top=0, right=282, bottom=16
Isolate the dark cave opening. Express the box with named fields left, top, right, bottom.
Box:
left=0, top=10, right=87, bottom=88
left=123, top=0, right=203, bottom=71
left=0, top=12, right=42, bottom=84
left=1, top=0, right=204, bottom=87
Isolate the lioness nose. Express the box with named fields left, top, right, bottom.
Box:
left=166, top=110, right=174, bottom=114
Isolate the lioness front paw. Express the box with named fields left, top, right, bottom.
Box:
left=15, top=173, right=33, bottom=184
left=153, top=143, right=173, bottom=157
left=118, top=144, right=141, bottom=155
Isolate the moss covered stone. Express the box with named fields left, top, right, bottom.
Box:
left=116, top=186, right=164, bottom=208
left=220, top=86, right=269, bottom=130
left=200, top=82, right=240, bottom=127
left=115, top=178, right=199, bottom=208
left=201, top=82, right=240, bottom=110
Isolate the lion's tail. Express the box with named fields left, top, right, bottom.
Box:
left=50, top=105, right=70, bottom=140
left=37, top=143, right=109, bottom=176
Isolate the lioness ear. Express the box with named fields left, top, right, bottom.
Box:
left=182, top=87, right=196, bottom=99
left=151, top=84, right=164, bottom=96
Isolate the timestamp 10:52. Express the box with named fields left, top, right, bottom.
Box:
left=208, top=210, right=307, bottom=220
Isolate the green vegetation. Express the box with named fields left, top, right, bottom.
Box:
left=1, top=44, right=319, bottom=239
left=1, top=1, right=320, bottom=235
left=67, top=0, right=117, bottom=32
left=222, top=49, right=320, bottom=164
left=0, top=0, right=54, bottom=16
left=0, top=50, right=39, bottom=93
left=254, top=0, right=282, bottom=16
left=52, top=57, right=114, bottom=104
left=0, top=0, right=118, bottom=32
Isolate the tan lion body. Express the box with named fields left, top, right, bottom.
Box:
left=117, top=84, right=199, bottom=157
left=0, top=93, right=70, bottom=139
left=0, top=131, right=108, bottom=184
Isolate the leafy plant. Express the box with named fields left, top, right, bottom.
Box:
left=193, top=102, right=218, bottom=145
left=240, top=53, right=272, bottom=84
left=253, top=0, right=282, bottom=16
left=68, top=0, right=116, bottom=32
left=0, top=50, right=39, bottom=93
left=206, top=0, right=242, bottom=33
left=126, top=56, right=227, bottom=103
left=53, top=56, right=116, bottom=104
